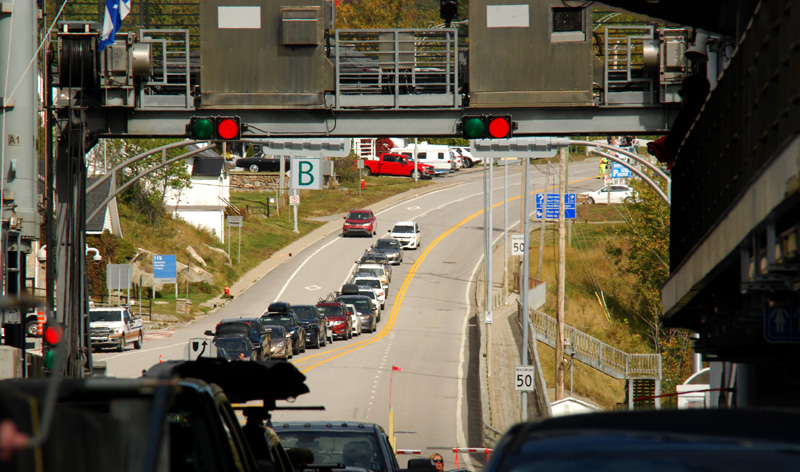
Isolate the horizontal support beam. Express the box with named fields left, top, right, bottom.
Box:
left=86, top=104, right=680, bottom=139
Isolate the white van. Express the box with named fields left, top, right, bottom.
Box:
left=390, top=142, right=456, bottom=174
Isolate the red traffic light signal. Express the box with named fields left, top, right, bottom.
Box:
left=460, top=115, right=514, bottom=139
left=215, top=117, right=241, bottom=141
left=42, top=323, right=65, bottom=371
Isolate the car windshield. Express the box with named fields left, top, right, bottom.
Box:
left=339, top=298, right=371, bottom=312
left=278, top=431, right=386, bottom=472
left=260, top=315, right=294, bottom=327
left=392, top=225, right=413, bottom=233
left=265, top=326, right=285, bottom=337
left=375, top=240, right=399, bottom=249
left=213, top=337, right=249, bottom=352
left=89, top=310, right=123, bottom=322
left=355, top=269, right=380, bottom=278
left=316, top=305, right=343, bottom=317
left=354, top=278, right=380, bottom=289
left=348, top=212, right=371, bottom=221
left=293, top=306, right=317, bottom=320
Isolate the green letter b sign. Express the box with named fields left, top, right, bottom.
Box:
left=290, top=157, right=322, bottom=190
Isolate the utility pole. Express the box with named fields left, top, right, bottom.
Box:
left=536, top=165, right=548, bottom=280
left=555, top=147, right=567, bottom=400
left=521, top=156, right=531, bottom=421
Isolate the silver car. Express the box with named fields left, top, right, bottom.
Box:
left=371, top=238, right=403, bottom=265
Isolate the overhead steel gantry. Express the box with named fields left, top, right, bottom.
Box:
left=37, top=0, right=701, bottom=377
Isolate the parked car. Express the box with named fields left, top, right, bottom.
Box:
left=389, top=221, right=421, bottom=249
left=235, top=153, right=290, bottom=173
left=261, top=305, right=306, bottom=355
left=275, top=421, right=400, bottom=472
left=452, top=146, right=482, bottom=167
left=344, top=303, right=362, bottom=336
left=581, top=184, right=636, bottom=204
left=89, top=306, right=144, bottom=352
left=293, top=304, right=328, bottom=349
left=352, top=276, right=386, bottom=309
left=262, top=324, right=293, bottom=359
left=205, top=318, right=270, bottom=360
left=363, top=153, right=435, bottom=179
left=213, top=335, right=258, bottom=360
left=316, top=301, right=352, bottom=340
left=336, top=294, right=377, bottom=333
left=343, top=209, right=377, bottom=237
left=371, top=238, right=403, bottom=265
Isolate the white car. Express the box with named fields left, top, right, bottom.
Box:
left=352, top=276, right=386, bottom=309
left=581, top=184, right=636, bottom=204
left=356, top=262, right=391, bottom=285
left=345, top=303, right=362, bottom=336
left=452, top=146, right=482, bottom=167
left=390, top=221, right=421, bottom=249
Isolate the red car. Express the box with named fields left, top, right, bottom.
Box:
left=343, top=209, right=377, bottom=237
left=316, top=301, right=352, bottom=340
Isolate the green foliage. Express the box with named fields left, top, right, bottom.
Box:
left=418, top=137, right=469, bottom=147
left=337, top=0, right=441, bottom=29
left=605, top=167, right=695, bottom=392
left=332, top=156, right=360, bottom=184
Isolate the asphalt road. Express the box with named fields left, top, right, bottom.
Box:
left=95, top=159, right=601, bottom=467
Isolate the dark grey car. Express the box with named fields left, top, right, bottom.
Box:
left=275, top=421, right=399, bottom=472
left=371, top=238, right=403, bottom=265
left=336, top=294, right=378, bottom=333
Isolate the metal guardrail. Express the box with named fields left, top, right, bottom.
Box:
left=529, top=307, right=661, bottom=380
left=138, top=28, right=194, bottom=109
left=333, top=28, right=461, bottom=109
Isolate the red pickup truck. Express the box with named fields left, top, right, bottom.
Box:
left=363, top=153, right=435, bottom=178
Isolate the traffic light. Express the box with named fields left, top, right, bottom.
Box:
left=440, top=0, right=458, bottom=26
left=187, top=116, right=242, bottom=141
left=460, top=115, right=514, bottom=139
left=42, top=322, right=65, bottom=372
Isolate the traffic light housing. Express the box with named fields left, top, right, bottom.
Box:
left=187, top=116, right=242, bottom=141
left=460, top=115, right=515, bottom=139
left=42, top=322, right=65, bottom=372
left=440, top=0, right=458, bottom=26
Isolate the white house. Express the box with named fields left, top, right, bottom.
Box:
left=164, top=145, right=230, bottom=243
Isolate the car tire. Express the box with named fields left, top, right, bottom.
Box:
left=134, top=332, right=143, bottom=350
left=587, top=197, right=595, bottom=204
left=410, top=169, right=420, bottom=179
left=249, top=164, right=260, bottom=172
left=25, top=319, right=39, bottom=337
left=364, top=167, right=372, bottom=176
left=117, top=336, right=125, bottom=352
left=624, top=196, right=635, bottom=204
left=300, top=339, right=306, bottom=353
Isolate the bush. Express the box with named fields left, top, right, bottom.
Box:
left=332, top=156, right=360, bottom=184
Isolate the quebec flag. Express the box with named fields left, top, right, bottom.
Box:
left=98, top=0, right=131, bottom=51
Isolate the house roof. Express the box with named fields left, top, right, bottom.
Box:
left=86, top=175, right=122, bottom=236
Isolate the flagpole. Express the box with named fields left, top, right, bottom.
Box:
left=389, top=366, right=401, bottom=451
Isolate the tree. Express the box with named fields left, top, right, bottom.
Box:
left=336, top=0, right=440, bottom=29
left=607, top=167, right=694, bottom=394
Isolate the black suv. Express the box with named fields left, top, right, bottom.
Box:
left=293, top=304, right=328, bottom=349
left=205, top=318, right=271, bottom=360
left=275, top=421, right=399, bottom=472
left=262, top=303, right=306, bottom=355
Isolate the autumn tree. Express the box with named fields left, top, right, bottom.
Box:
left=336, top=0, right=441, bottom=29
left=607, top=166, right=694, bottom=394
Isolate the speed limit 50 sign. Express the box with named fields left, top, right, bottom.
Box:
left=514, top=365, right=535, bottom=391
left=511, top=234, right=525, bottom=256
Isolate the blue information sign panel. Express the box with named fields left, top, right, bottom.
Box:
left=153, top=255, right=177, bottom=284
left=612, top=163, right=631, bottom=178
left=764, top=300, right=800, bottom=343
left=535, top=194, right=576, bottom=219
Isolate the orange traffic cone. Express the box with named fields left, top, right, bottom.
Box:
left=159, top=354, right=163, bottom=363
